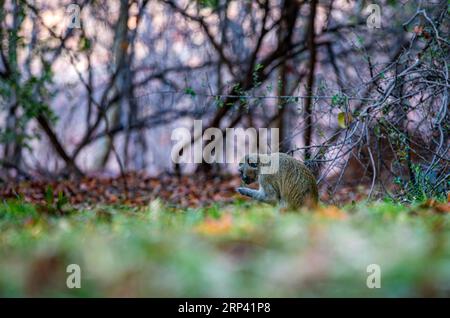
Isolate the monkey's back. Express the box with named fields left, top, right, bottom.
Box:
left=263, top=153, right=318, bottom=210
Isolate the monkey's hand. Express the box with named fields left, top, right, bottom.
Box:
left=236, top=186, right=278, bottom=204
left=236, top=187, right=252, bottom=197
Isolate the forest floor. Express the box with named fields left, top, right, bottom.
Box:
left=0, top=173, right=370, bottom=207
left=0, top=174, right=449, bottom=297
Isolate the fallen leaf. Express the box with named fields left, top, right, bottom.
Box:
left=434, top=203, right=450, bottom=214
left=195, top=214, right=233, bottom=235
left=421, top=198, right=436, bottom=209
left=317, top=206, right=347, bottom=220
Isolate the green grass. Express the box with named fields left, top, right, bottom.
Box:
left=0, top=199, right=449, bottom=297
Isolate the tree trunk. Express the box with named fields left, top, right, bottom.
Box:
left=303, top=0, right=318, bottom=161
left=95, top=0, right=130, bottom=169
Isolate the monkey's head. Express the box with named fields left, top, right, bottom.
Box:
left=238, top=154, right=260, bottom=184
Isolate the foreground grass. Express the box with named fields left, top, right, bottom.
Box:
left=0, top=199, right=449, bottom=297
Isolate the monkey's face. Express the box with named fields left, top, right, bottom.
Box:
left=238, top=154, right=260, bottom=184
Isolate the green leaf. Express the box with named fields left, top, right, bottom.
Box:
left=184, top=87, right=196, bottom=97
left=45, top=186, right=54, bottom=205
left=254, top=63, right=263, bottom=71
left=56, top=191, right=69, bottom=210
left=79, top=36, right=91, bottom=51
left=198, top=0, right=219, bottom=10
left=338, top=112, right=353, bottom=129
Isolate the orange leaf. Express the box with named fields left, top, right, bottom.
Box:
left=317, top=206, right=347, bottom=220
left=109, top=195, right=118, bottom=203
left=434, top=203, right=450, bottom=214
left=420, top=198, right=450, bottom=214
left=195, top=214, right=233, bottom=235
left=421, top=198, right=436, bottom=209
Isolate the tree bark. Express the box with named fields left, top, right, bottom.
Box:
left=95, top=0, right=130, bottom=169
left=303, top=0, right=318, bottom=161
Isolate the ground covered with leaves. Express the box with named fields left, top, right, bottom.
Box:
left=0, top=195, right=449, bottom=297
left=0, top=173, right=369, bottom=207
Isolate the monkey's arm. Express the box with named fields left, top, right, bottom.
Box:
left=236, top=186, right=277, bottom=204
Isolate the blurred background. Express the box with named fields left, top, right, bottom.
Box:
left=0, top=0, right=449, bottom=298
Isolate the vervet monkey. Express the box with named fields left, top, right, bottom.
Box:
left=237, top=153, right=319, bottom=210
